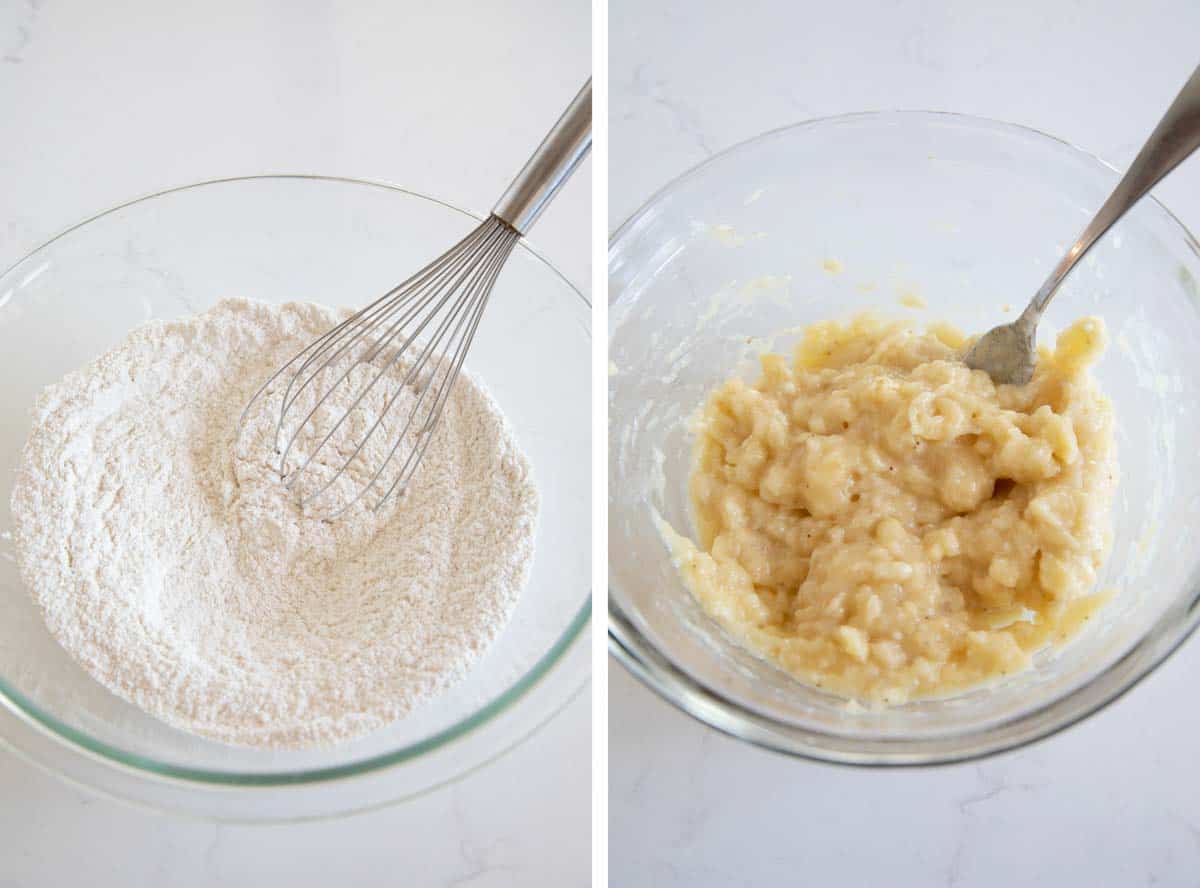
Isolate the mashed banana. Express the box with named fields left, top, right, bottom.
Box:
left=669, top=315, right=1116, bottom=703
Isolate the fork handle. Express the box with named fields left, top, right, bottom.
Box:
left=1025, top=64, right=1200, bottom=323
left=493, top=79, right=592, bottom=235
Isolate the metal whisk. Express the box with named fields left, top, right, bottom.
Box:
left=238, top=80, right=591, bottom=519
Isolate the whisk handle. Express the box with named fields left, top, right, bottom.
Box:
left=493, top=78, right=592, bottom=234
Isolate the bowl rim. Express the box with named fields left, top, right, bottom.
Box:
left=0, top=173, right=592, bottom=787
left=607, top=108, right=1200, bottom=766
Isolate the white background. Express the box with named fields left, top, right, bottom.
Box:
left=0, top=1, right=590, bottom=885
left=610, top=1, right=1200, bottom=886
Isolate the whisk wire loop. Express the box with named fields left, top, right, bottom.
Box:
left=367, top=232, right=517, bottom=514
left=276, top=218, right=512, bottom=481
left=237, top=215, right=521, bottom=517
left=297, top=220, right=518, bottom=514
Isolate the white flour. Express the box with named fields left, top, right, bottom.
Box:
left=10, top=297, right=538, bottom=749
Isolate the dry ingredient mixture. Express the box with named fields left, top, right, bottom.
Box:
left=10, top=297, right=538, bottom=748
left=665, top=314, right=1116, bottom=703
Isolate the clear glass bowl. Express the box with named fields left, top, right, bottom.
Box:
left=0, top=175, right=590, bottom=819
left=609, top=111, right=1200, bottom=765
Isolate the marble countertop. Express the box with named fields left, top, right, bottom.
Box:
left=609, top=1, right=1200, bottom=885
left=0, top=1, right=589, bottom=885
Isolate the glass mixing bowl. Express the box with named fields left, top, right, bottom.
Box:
left=609, top=111, right=1200, bottom=765
left=0, top=175, right=589, bottom=819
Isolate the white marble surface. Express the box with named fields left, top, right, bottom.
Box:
left=0, top=1, right=589, bottom=885
left=609, top=1, right=1200, bottom=885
